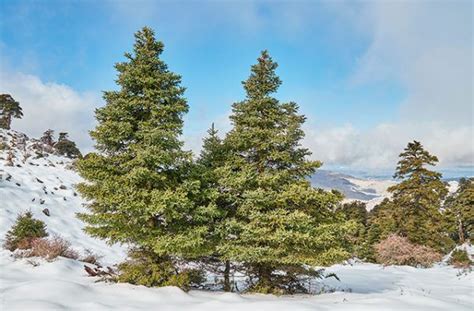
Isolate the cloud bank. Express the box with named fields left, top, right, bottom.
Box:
left=302, top=0, right=473, bottom=170
left=0, top=70, right=100, bottom=152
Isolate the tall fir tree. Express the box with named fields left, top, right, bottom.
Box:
left=0, top=94, right=23, bottom=130
left=368, top=141, right=453, bottom=252
left=76, top=27, right=218, bottom=289
left=216, top=51, right=354, bottom=294
left=444, top=178, right=474, bottom=244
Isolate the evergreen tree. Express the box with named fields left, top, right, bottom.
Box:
left=76, top=27, right=218, bottom=289
left=4, top=211, right=48, bottom=251
left=216, top=51, right=354, bottom=294
left=54, top=132, right=82, bottom=158
left=339, top=201, right=372, bottom=260
left=0, top=94, right=23, bottom=130
left=198, top=123, right=226, bottom=170
left=444, top=178, right=474, bottom=244
left=369, top=141, right=452, bottom=252
left=195, top=124, right=232, bottom=291
left=40, top=129, right=55, bottom=146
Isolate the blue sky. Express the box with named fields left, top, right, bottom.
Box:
left=0, top=0, right=472, bottom=174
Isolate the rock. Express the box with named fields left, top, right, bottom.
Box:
left=32, top=198, right=35, bottom=202
left=36, top=177, right=44, bottom=183
left=63, top=197, right=67, bottom=201
left=59, top=185, right=67, bottom=190
left=6, top=174, right=12, bottom=181
left=40, top=199, right=45, bottom=205
left=15, top=183, right=21, bottom=187
left=42, top=208, right=50, bottom=217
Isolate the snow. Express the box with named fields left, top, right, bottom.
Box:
left=1, top=129, right=473, bottom=310
left=1, top=253, right=472, bottom=310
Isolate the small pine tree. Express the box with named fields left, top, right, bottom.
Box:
left=444, top=178, right=474, bottom=244
left=54, top=132, right=82, bottom=158
left=0, top=94, right=23, bottom=130
left=216, top=51, right=354, bottom=294
left=195, top=124, right=232, bottom=291
left=4, top=211, right=48, bottom=251
left=40, top=129, right=55, bottom=146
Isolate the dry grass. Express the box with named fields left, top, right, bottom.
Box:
left=26, top=236, right=79, bottom=261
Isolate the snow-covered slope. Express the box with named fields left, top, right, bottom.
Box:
left=0, top=129, right=125, bottom=264
left=1, top=129, right=473, bottom=310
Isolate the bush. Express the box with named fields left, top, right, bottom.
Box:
left=118, top=249, right=204, bottom=291
left=449, top=249, right=472, bottom=268
left=4, top=212, right=48, bottom=251
left=27, top=236, right=79, bottom=261
left=375, top=234, right=442, bottom=268
left=80, top=249, right=102, bottom=265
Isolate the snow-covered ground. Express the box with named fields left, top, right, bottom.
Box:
left=1, top=253, right=472, bottom=310
left=1, top=129, right=473, bottom=310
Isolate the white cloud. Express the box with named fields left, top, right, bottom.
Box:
left=351, top=0, right=473, bottom=125
left=303, top=123, right=473, bottom=170
left=0, top=71, right=99, bottom=152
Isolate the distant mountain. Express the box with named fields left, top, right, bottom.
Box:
left=311, top=169, right=460, bottom=210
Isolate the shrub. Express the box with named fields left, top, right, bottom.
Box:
left=28, top=236, right=79, bottom=261
left=449, top=249, right=472, bottom=268
left=4, top=212, right=48, bottom=251
left=118, top=249, right=204, bottom=291
left=375, top=234, right=442, bottom=268
left=81, top=249, right=102, bottom=265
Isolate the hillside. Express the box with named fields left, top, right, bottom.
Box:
left=0, top=129, right=125, bottom=264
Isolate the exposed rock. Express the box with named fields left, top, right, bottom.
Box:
left=42, top=208, right=50, bottom=217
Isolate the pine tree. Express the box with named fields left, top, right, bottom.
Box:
left=40, top=129, right=55, bottom=146
left=216, top=51, right=354, bottom=294
left=54, top=132, right=82, bottom=158
left=339, top=201, right=372, bottom=260
left=444, top=178, right=474, bottom=244
left=198, top=123, right=226, bottom=170
left=76, top=27, right=218, bottom=289
left=0, top=94, right=23, bottom=130
left=195, top=124, right=232, bottom=291
left=369, top=141, right=453, bottom=252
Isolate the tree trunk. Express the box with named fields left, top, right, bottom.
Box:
left=223, top=260, right=231, bottom=292
left=258, top=264, right=272, bottom=288
left=458, top=218, right=465, bottom=244
left=5, top=114, right=11, bottom=130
